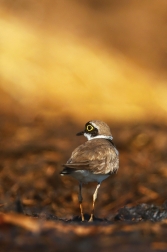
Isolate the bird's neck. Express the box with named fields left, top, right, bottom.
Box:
left=84, top=133, right=113, bottom=141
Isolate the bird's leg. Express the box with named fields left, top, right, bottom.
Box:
left=78, top=182, right=84, bottom=221
left=89, top=183, right=101, bottom=222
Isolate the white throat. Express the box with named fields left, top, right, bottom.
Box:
left=84, top=133, right=113, bottom=141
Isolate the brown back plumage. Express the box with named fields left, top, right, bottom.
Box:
left=64, top=138, right=119, bottom=175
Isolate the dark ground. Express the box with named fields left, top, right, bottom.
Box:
left=0, top=113, right=167, bottom=251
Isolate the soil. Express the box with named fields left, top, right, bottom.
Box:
left=0, top=114, right=167, bottom=251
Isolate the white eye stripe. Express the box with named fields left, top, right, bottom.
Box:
left=91, top=122, right=99, bottom=129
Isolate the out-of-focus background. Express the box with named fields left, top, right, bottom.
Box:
left=0, top=0, right=167, bottom=123
left=1, top=1, right=167, bottom=251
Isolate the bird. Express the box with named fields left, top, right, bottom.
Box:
left=60, top=120, right=119, bottom=221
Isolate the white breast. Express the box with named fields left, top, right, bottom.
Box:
left=70, top=170, right=110, bottom=184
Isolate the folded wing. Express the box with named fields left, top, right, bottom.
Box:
left=61, top=139, right=119, bottom=175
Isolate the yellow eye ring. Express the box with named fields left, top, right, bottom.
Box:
left=86, top=125, right=94, bottom=131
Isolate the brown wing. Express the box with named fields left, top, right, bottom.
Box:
left=63, top=139, right=119, bottom=174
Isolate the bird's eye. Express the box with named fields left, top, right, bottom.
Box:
left=86, top=124, right=94, bottom=131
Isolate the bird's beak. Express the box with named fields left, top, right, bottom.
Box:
left=76, top=131, right=85, bottom=136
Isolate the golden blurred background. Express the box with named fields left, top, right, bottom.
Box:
left=0, top=0, right=167, bottom=124
left=1, top=3, right=167, bottom=250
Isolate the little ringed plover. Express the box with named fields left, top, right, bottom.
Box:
left=60, top=120, right=119, bottom=221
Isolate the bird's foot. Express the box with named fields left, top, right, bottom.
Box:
left=88, top=214, right=94, bottom=222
